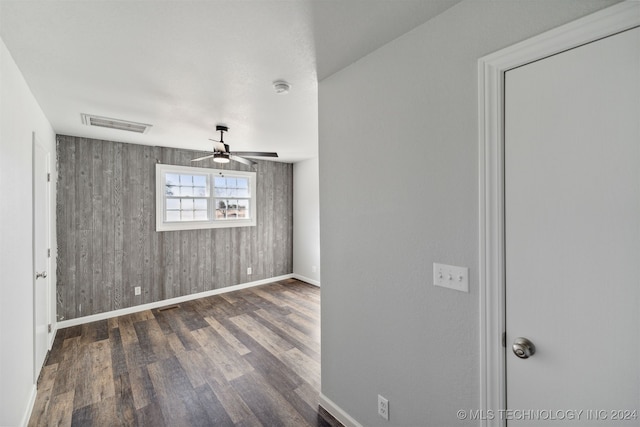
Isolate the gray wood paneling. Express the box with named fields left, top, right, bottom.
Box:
left=56, top=135, right=293, bottom=320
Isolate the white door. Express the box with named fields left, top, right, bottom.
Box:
left=505, top=26, right=640, bottom=425
left=33, top=133, right=50, bottom=381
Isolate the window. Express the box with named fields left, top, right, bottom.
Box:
left=156, top=164, right=256, bottom=231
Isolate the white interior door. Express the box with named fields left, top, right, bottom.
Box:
left=33, top=133, right=50, bottom=381
left=505, top=26, right=640, bottom=425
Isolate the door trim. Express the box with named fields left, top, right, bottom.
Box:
left=477, top=2, right=640, bottom=425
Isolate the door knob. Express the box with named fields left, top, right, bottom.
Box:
left=512, top=337, right=535, bottom=359
left=35, top=271, right=47, bottom=279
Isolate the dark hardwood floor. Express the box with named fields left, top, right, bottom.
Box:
left=29, top=279, right=341, bottom=427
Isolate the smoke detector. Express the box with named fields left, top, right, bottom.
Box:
left=273, top=80, right=291, bottom=94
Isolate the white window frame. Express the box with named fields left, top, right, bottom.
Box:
left=155, top=163, right=256, bottom=232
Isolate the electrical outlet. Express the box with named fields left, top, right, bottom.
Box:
left=378, top=395, right=389, bottom=420
left=247, top=267, right=252, bottom=275
left=134, top=286, right=141, bottom=296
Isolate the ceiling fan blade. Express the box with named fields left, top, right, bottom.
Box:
left=229, top=155, right=257, bottom=167
left=191, top=154, right=214, bottom=162
left=229, top=151, right=278, bottom=158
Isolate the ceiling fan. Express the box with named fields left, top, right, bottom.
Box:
left=191, top=125, right=278, bottom=167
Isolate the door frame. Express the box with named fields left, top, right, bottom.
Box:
left=477, top=2, right=639, bottom=425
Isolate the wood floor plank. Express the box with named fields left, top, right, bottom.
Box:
left=250, top=287, right=289, bottom=307
left=194, top=382, right=236, bottom=427
left=28, top=279, right=342, bottom=427
left=28, top=364, right=58, bottom=427
left=280, top=348, right=321, bottom=391
left=175, top=347, right=221, bottom=389
left=204, top=315, right=251, bottom=356
left=135, top=400, right=167, bottom=427
left=165, top=332, right=187, bottom=354
left=50, top=337, right=80, bottom=397
left=133, top=318, right=173, bottom=363
left=208, top=381, right=263, bottom=427
left=230, top=369, right=309, bottom=427
left=192, top=327, right=254, bottom=382
left=128, top=366, right=155, bottom=411
left=229, top=313, right=294, bottom=358
left=286, top=312, right=320, bottom=341
left=108, top=327, right=128, bottom=378
left=112, top=373, right=136, bottom=426
left=155, top=309, right=202, bottom=351
left=46, top=390, right=75, bottom=427
left=147, top=356, right=212, bottom=426
left=254, top=308, right=320, bottom=356
left=72, top=340, right=115, bottom=410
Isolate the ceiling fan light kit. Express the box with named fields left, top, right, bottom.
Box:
left=191, top=124, right=278, bottom=166
left=213, top=152, right=230, bottom=163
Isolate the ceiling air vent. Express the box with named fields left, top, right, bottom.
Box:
left=81, top=114, right=152, bottom=134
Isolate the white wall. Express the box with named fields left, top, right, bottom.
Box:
left=318, top=1, right=620, bottom=425
left=0, top=37, right=56, bottom=427
left=293, top=157, right=320, bottom=286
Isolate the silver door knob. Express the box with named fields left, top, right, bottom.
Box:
left=35, top=271, right=47, bottom=279
left=512, top=337, right=535, bottom=359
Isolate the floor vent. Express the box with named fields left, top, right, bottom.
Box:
left=81, top=113, right=152, bottom=134
left=157, top=305, right=180, bottom=312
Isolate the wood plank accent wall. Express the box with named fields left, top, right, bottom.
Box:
left=56, top=135, right=293, bottom=320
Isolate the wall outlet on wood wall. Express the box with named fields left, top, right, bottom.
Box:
left=134, top=286, right=141, bottom=296
left=247, top=267, right=252, bottom=275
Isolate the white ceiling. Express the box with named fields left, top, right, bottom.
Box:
left=0, top=0, right=461, bottom=162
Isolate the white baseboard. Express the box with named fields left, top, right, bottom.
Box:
left=292, top=274, right=320, bottom=287
left=319, top=393, right=362, bottom=427
left=20, top=385, right=37, bottom=427
left=57, top=274, right=295, bottom=329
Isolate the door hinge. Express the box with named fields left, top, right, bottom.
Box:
left=47, top=173, right=51, bottom=182
left=47, top=248, right=51, bottom=258
left=48, top=324, right=52, bottom=333
left=502, top=332, right=507, bottom=348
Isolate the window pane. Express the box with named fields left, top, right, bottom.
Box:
left=216, top=199, right=226, bottom=219
left=181, top=210, right=194, bottom=221
left=214, top=177, right=226, bottom=187
left=166, top=173, right=179, bottom=186
left=194, top=199, right=207, bottom=210
left=194, top=186, right=207, bottom=197
left=180, top=186, right=194, bottom=197
left=166, top=198, right=180, bottom=210
left=194, top=210, right=208, bottom=220
left=237, top=188, right=250, bottom=198
left=193, top=175, right=207, bottom=187
left=179, top=175, right=193, bottom=185
left=225, top=200, right=236, bottom=218
left=166, top=210, right=180, bottom=222
left=237, top=178, right=248, bottom=189
left=212, top=199, right=250, bottom=220
left=181, top=199, right=194, bottom=210
left=237, top=199, right=249, bottom=218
